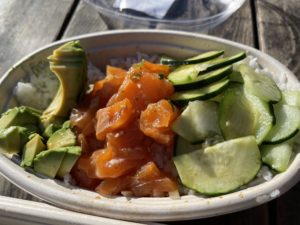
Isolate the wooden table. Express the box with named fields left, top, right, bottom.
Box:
left=0, top=0, right=300, bottom=224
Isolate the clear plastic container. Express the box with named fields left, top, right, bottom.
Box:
left=84, top=0, right=246, bottom=31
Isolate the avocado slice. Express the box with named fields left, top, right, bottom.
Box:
left=33, top=146, right=81, bottom=179
left=0, top=106, right=41, bottom=129
left=42, top=123, right=62, bottom=138
left=43, top=120, right=71, bottom=138
left=21, top=134, right=46, bottom=168
left=33, top=148, right=67, bottom=178
left=0, top=126, right=33, bottom=155
left=62, top=120, right=71, bottom=129
left=47, top=127, right=76, bottom=149
left=40, top=41, right=87, bottom=128
left=56, top=146, right=81, bottom=179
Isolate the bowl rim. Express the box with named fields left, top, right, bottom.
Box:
left=0, top=29, right=300, bottom=222
left=84, top=0, right=246, bottom=25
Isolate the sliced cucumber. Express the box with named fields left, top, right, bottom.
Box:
left=160, top=55, right=174, bottom=65
left=170, top=78, right=230, bottom=105
left=239, top=64, right=281, bottom=103
left=263, top=104, right=300, bottom=144
left=219, top=86, right=255, bottom=139
left=229, top=71, right=243, bottom=83
left=197, top=52, right=246, bottom=75
left=281, top=90, right=300, bottom=145
left=261, top=142, right=293, bottom=172
left=173, top=136, right=261, bottom=195
left=293, top=133, right=300, bottom=145
left=219, top=86, right=273, bottom=144
left=167, top=52, right=246, bottom=84
left=171, top=66, right=232, bottom=91
left=161, top=50, right=224, bottom=66
left=175, top=136, right=203, bottom=155
left=245, top=92, right=274, bottom=144
left=281, top=90, right=300, bottom=107
left=172, top=100, right=220, bottom=144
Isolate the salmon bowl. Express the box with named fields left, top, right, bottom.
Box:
left=0, top=30, right=300, bottom=222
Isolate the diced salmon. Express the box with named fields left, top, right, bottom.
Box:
left=134, top=161, right=161, bottom=181
left=71, top=156, right=100, bottom=190
left=142, top=60, right=170, bottom=76
left=139, top=100, right=179, bottom=146
left=95, top=161, right=178, bottom=196
left=107, top=63, right=174, bottom=111
left=87, top=66, right=127, bottom=108
left=91, top=148, right=146, bottom=179
left=92, top=66, right=126, bottom=96
left=106, top=121, right=146, bottom=150
left=106, top=65, right=127, bottom=81
left=138, top=72, right=174, bottom=106
left=92, top=122, right=151, bottom=179
left=70, top=108, right=96, bottom=136
left=131, top=161, right=178, bottom=197
left=95, top=176, right=131, bottom=196
left=70, top=66, right=126, bottom=136
left=107, top=76, right=143, bottom=110
left=132, top=177, right=178, bottom=197
left=71, top=60, right=180, bottom=197
left=95, top=98, right=134, bottom=141
left=70, top=167, right=100, bottom=190
left=76, top=156, right=98, bottom=178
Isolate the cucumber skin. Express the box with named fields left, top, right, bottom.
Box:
left=173, top=66, right=233, bottom=91
left=198, top=52, right=246, bottom=75
left=171, top=79, right=230, bottom=106
left=263, top=104, right=300, bottom=145
left=175, top=136, right=203, bottom=155
left=263, top=129, right=299, bottom=145
left=167, top=52, right=246, bottom=86
left=245, top=92, right=273, bottom=144
left=269, top=103, right=276, bottom=125
left=161, top=51, right=224, bottom=66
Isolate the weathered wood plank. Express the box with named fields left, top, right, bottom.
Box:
left=0, top=0, right=75, bottom=77
left=0, top=0, right=75, bottom=200
left=274, top=185, right=300, bottom=225
left=256, top=0, right=300, bottom=78
left=256, top=1, right=300, bottom=225
left=63, top=0, right=108, bottom=38
left=209, top=0, right=254, bottom=46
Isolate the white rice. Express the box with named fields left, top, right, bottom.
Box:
left=86, top=61, right=106, bottom=84
left=63, top=174, right=76, bottom=187
left=109, top=51, right=160, bottom=69
left=14, top=70, right=59, bottom=109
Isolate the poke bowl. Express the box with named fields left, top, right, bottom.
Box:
left=0, top=30, right=300, bottom=222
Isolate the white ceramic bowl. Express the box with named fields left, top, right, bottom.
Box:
left=0, top=30, right=300, bottom=222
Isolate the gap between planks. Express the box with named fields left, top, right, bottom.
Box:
left=54, top=0, right=80, bottom=41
